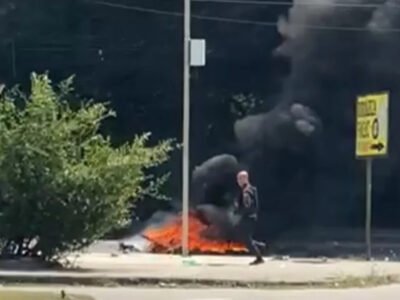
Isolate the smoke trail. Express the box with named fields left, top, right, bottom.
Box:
left=368, top=0, right=400, bottom=31
left=268, top=0, right=400, bottom=228
left=191, top=154, right=240, bottom=206
left=196, top=204, right=240, bottom=240
left=234, top=103, right=321, bottom=154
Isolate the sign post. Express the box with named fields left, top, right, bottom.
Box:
left=356, top=92, right=389, bottom=260
left=365, top=157, right=372, bottom=260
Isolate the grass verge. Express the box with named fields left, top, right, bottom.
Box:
left=0, top=274, right=399, bottom=289
left=0, top=291, right=94, bottom=300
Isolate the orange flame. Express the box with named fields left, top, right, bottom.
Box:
left=143, top=212, right=247, bottom=254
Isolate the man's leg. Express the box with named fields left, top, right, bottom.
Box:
left=247, top=238, right=263, bottom=262
left=242, top=218, right=264, bottom=265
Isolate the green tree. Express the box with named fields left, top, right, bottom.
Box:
left=0, top=73, right=173, bottom=260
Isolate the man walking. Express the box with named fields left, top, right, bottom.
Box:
left=235, top=170, right=264, bottom=265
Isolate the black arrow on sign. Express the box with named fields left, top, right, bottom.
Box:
left=370, top=143, right=385, bottom=151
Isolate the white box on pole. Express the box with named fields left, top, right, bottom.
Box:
left=190, top=39, right=206, bottom=67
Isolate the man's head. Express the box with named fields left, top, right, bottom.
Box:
left=236, top=170, right=250, bottom=188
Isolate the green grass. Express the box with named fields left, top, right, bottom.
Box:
left=0, top=291, right=94, bottom=300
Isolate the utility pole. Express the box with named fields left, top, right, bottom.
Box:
left=181, top=0, right=191, bottom=257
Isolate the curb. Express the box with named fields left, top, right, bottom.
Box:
left=0, top=274, right=398, bottom=289
left=0, top=274, right=328, bottom=288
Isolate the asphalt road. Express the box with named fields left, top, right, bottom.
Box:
left=89, top=238, right=400, bottom=259
left=5, top=285, right=400, bottom=300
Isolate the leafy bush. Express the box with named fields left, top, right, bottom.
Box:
left=0, top=73, right=174, bottom=260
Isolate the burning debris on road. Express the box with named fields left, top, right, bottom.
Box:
left=122, top=155, right=248, bottom=255
left=142, top=210, right=247, bottom=254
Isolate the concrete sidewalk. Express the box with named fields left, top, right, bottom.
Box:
left=1, top=253, right=400, bottom=286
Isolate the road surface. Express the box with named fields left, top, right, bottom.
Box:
left=5, top=285, right=400, bottom=300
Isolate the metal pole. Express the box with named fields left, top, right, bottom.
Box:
left=365, top=158, right=373, bottom=261
left=11, top=40, right=16, bottom=79
left=181, top=0, right=191, bottom=257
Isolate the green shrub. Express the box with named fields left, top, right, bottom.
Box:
left=0, top=73, right=174, bottom=259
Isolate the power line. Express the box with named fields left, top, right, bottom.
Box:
left=87, top=0, right=183, bottom=17
left=19, top=47, right=142, bottom=52
left=86, top=0, right=400, bottom=33
left=192, top=0, right=400, bottom=9
left=86, top=0, right=279, bottom=25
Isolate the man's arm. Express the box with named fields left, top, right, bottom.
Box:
left=233, top=197, right=239, bottom=213
left=242, top=187, right=257, bottom=215
left=243, top=191, right=251, bottom=208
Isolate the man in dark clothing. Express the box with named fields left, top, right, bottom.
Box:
left=235, top=170, right=264, bottom=265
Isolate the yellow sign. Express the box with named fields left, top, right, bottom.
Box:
left=356, top=92, right=389, bottom=158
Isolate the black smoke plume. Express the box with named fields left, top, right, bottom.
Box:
left=130, top=0, right=400, bottom=249
left=192, top=0, right=400, bottom=238
left=191, top=154, right=240, bottom=206
left=273, top=0, right=400, bottom=229
left=234, top=103, right=321, bottom=155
